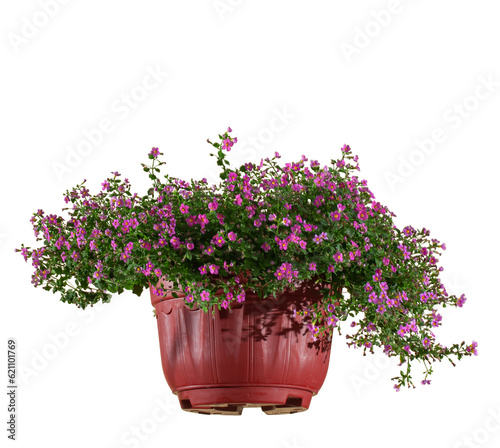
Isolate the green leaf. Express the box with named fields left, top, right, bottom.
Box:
left=132, top=284, right=143, bottom=297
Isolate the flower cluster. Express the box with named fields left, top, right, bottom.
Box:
left=16, top=127, right=477, bottom=390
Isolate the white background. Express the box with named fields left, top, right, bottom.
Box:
left=1, top=1, right=499, bottom=447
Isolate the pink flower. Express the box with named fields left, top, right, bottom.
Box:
left=185, top=215, right=196, bottom=227
left=213, top=234, right=225, bottom=247
left=330, top=211, right=341, bottom=221
left=234, top=194, right=242, bottom=206
left=357, top=210, right=368, bottom=221
left=276, top=237, right=288, bottom=251
left=198, top=214, right=209, bottom=229
left=209, top=264, right=220, bottom=275
left=457, top=294, right=467, bottom=307
left=222, top=133, right=237, bottom=151
left=180, top=204, right=189, bottom=214
left=208, top=199, right=218, bottom=211
left=228, top=231, right=237, bottom=242
left=326, top=316, right=339, bottom=327
left=467, top=341, right=478, bottom=356
left=170, top=236, right=181, bottom=249
left=200, top=290, right=210, bottom=301
left=313, top=195, right=324, bottom=206
left=309, top=262, right=317, bottom=271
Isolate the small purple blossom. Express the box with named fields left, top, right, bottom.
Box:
left=457, top=294, right=467, bottom=307
left=330, top=211, right=341, bottom=221
left=466, top=341, right=478, bottom=356
left=208, top=199, right=219, bottom=211
left=208, top=264, right=220, bottom=275
left=233, top=194, right=242, bottom=206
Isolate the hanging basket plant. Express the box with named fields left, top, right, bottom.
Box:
left=16, top=128, right=477, bottom=413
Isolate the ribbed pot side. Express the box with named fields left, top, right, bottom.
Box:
left=150, top=280, right=332, bottom=415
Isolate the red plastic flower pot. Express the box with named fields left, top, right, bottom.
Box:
left=150, top=279, right=332, bottom=415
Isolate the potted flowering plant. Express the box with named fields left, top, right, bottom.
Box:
left=16, top=128, right=477, bottom=415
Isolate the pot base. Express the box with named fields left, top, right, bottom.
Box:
left=176, top=386, right=313, bottom=415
